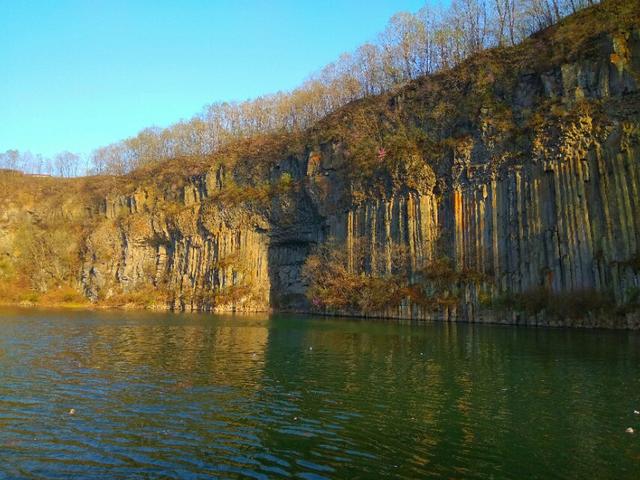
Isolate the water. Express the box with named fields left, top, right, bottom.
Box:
left=0, top=308, right=639, bottom=479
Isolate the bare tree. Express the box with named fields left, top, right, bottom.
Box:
left=54, top=151, right=80, bottom=177
left=84, top=0, right=601, bottom=176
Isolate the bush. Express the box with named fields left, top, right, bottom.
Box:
left=40, top=286, right=88, bottom=306
left=491, top=288, right=615, bottom=319
left=101, top=284, right=170, bottom=309
left=14, top=221, right=79, bottom=292
left=206, top=172, right=295, bottom=209
left=303, top=241, right=484, bottom=314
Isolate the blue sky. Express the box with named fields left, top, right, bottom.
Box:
left=0, top=0, right=433, bottom=157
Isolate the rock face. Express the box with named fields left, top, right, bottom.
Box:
left=291, top=25, right=640, bottom=327
left=0, top=2, right=639, bottom=327
left=79, top=167, right=274, bottom=312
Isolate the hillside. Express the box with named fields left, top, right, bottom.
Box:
left=1, top=0, right=639, bottom=327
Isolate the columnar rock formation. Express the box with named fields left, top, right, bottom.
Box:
left=0, top=1, right=638, bottom=327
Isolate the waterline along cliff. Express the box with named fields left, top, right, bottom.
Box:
left=1, top=1, right=639, bottom=327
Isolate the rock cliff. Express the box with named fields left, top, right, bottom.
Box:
left=1, top=0, right=639, bottom=327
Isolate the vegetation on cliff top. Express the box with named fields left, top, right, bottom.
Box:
left=2, top=0, right=624, bottom=178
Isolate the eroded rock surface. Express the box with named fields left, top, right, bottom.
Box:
left=1, top=5, right=638, bottom=327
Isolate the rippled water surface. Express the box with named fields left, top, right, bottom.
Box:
left=1, top=309, right=639, bottom=479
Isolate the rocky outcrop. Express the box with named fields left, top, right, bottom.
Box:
left=76, top=168, right=274, bottom=312
left=0, top=3, right=638, bottom=327
left=290, top=25, right=640, bottom=327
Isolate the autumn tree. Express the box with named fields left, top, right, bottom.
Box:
left=75, top=0, right=602, bottom=175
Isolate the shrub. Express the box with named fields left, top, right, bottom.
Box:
left=491, top=288, right=615, bottom=319
left=211, top=283, right=253, bottom=306
left=40, top=286, right=88, bottom=306
left=14, top=220, right=80, bottom=292
left=102, top=284, right=170, bottom=309
left=303, top=240, right=485, bottom=314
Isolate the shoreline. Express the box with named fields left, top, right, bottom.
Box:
left=2, top=300, right=638, bottom=330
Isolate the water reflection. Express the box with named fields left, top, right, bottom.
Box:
left=0, top=308, right=639, bottom=479
left=87, top=318, right=270, bottom=385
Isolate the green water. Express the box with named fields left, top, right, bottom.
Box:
left=0, top=308, right=639, bottom=479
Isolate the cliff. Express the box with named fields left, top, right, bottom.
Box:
left=1, top=0, right=639, bottom=327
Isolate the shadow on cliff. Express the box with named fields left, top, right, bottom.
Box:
left=265, top=156, right=327, bottom=312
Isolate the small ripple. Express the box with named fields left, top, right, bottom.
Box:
left=1, top=311, right=639, bottom=479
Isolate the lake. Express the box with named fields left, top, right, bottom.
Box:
left=0, top=308, right=639, bottom=479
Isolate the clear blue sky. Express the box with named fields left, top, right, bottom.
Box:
left=0, top=0, right=432, bottom=158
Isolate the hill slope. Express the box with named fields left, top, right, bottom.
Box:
left=1, top=0, right=639, bottom=327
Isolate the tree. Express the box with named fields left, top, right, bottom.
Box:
left=85, top=0, right=601, bottom=175
left=53, top=151, right=80, bottom=177
left=0, top=150, right=21, bottom=170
